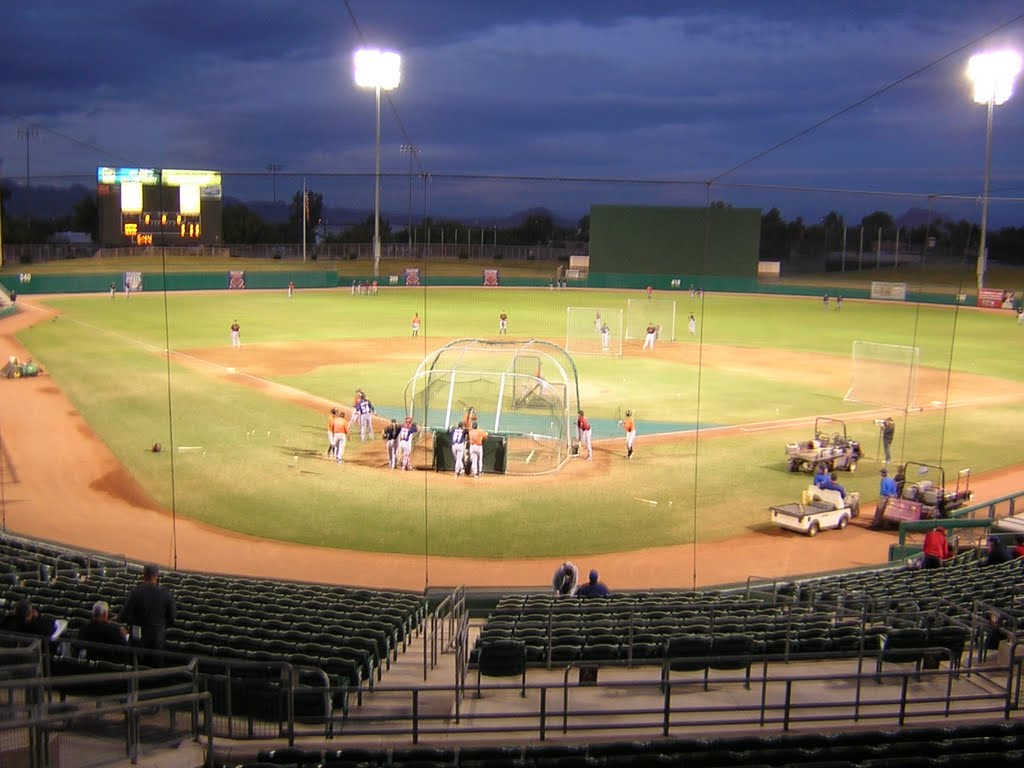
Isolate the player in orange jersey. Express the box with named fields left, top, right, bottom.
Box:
left=468, top=421, right=489, bottom=477
left=622, top=410, right=636, bottom=459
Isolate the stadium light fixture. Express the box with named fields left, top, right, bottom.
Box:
left=966, top=49, right=1022, bottom=292
left=354, top=49, right=401, bottom=278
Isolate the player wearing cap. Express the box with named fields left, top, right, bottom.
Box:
left=357, top=394, right=376, bottom=441
left=642, top=322, right=657, bottom=351
left=468, top=421, right=489, bottom=477
left=398, top=417, right=418, bottom=471
left=349, top=390, right=363, bottom=430
left=498, top=311, right=508, bottom=335
left=450, top=422, right=468, bottom=477
left=622, top=410, right=636, bottom=459
left=576, top=410, right=593, bottom=461
left=383, top=419, right=400, bottom=469
left=326, top=408, right=339, bottom=459
left=332, top=408, right=349, bottom=463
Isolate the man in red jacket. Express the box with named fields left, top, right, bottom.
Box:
left=922, top=526, right=949, bottom=569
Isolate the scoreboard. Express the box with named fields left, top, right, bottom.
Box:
left=97, top=167, right=223, bottom=247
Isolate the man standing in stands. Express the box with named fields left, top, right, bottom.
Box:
left=468, top=420, right=488, bottom=477
left=383, top=418, right=400, bottom=469
left=921, top=526, right=949, bottom=569
left=122, top=564, right=176, bottom=664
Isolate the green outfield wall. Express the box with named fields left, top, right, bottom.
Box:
left=0, top=270, right=970, bottom=306
left=589, top=204, right=762, bottom=278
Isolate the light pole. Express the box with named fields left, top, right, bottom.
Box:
left=400, top=144, right=419, bottom=248
left=354, top=48, right=401, bottom=278
left=266, top=163, right=283, bottom=203
left=966, top=49, right=1022, bottom=292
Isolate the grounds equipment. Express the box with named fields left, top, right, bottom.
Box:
left=785, top=417, right=861, bottom=473
left=883, top=461, right=973, bottom=525
left=770, top=485, right=861, bottom=537
left=1, top=357, right=41, bottom=379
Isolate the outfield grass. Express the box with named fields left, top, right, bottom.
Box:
left=15, top=285, right=1024, bottom=558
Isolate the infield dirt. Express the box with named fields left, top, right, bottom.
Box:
left=3, top=299, right=1024, bottom=592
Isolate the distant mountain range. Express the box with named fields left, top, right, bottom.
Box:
left=0, top=184, right=579, bottom=230
left=0, top=184, right=986, bottom=233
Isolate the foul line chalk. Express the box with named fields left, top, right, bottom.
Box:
left=634, top=497, right=659, bottom=506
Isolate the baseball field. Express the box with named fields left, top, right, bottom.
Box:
left=6, top=269, right=1024, bottom=574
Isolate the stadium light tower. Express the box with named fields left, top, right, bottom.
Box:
left=966, top=49, right=1022, bottom=292
left=354, top=48, right=401, bottom=277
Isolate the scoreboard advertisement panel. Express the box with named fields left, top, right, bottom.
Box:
left=97, top=167, right=223, bottom=247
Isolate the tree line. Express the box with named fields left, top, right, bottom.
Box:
left=2, top=185, right=1022, bottom=265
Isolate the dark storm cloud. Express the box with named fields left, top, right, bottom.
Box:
left=1, top=1, right=1023, bottom=222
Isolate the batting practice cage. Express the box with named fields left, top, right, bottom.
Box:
left=405, top=339, right=581, bottom=475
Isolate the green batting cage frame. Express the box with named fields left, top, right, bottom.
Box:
left=405, top=339, right=582, bottom=475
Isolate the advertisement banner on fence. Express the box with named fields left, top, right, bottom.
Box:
left=404, top=268, right=421, bottom=286
left=483, top=269, right=500, bottom=287
left=870, top=281, right=906, bottom=301
left=977, top=288, right=1012, bottom=309
left=227, top=271, right=246, bottom=290
left=123, top=271, right=143, bottom=294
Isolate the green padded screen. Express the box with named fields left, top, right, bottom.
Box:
left=589, top=205, right=761, bottom=277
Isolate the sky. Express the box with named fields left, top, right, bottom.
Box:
left=2, top=1, right=1024, bottom=227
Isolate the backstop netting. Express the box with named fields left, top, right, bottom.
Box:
left=625, top=298, right=676, bottom=342
left=566, top=307, right=623, bottom=356
left=844, top=341, right=921, bottom=410
left=405, top=339, right=581, bottom=475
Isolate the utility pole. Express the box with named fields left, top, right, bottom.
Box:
left=266, top=163, right=283, bottom=203
left=16, top=126, right=39, bottom=188
left=400, top=144, right=419, bottom=248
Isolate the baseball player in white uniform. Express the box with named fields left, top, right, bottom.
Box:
left=450, top=423, right=468, bottom=476
left=398, top=417, right=418, bottom=470
left=357, top=396, right=375, bottom=440
left=642, top=323, right=657, bottom=351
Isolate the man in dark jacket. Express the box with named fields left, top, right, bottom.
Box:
left=0, top=599, right=57, bottom=638
left=121, top=564, right=176, bottom=664
left=77, top=601, right=129, bottom=661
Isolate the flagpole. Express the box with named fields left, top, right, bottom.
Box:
left=302, top=178, right=307, bottom=263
